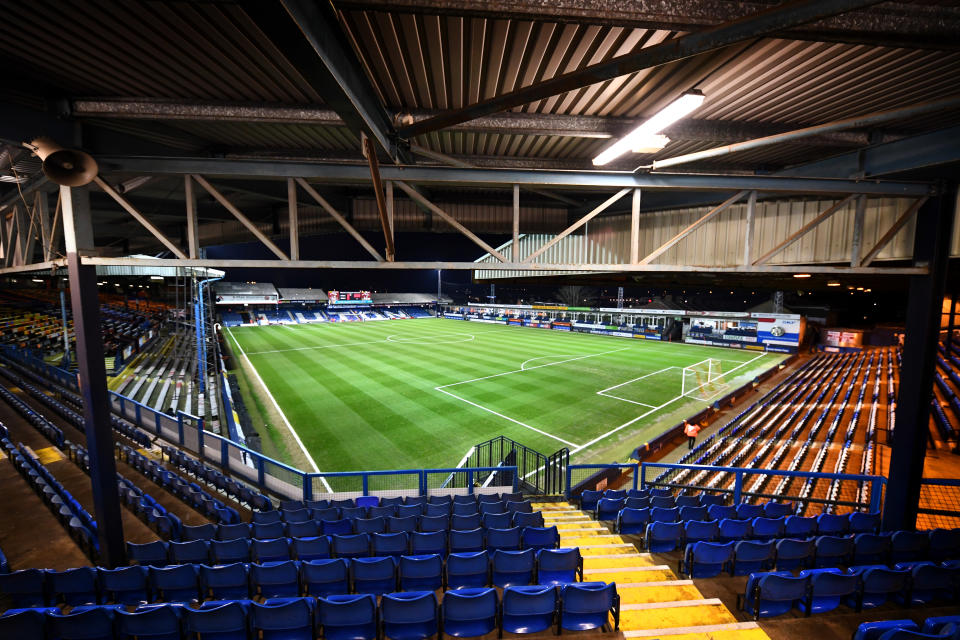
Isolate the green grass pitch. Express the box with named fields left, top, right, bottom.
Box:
left=225, top=318, right=786, bottom=474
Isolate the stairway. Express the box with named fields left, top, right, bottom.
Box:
left=531, top=501, right=769, bottom=640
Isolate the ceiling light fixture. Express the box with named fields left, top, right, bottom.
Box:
left=592, top=90, right=705, bottom=166
left=826, top=281, right=841, bottom=287
left=793, top=273, right=811, bottom=279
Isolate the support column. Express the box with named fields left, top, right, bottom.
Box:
left=287, top=178, right=299, bottom=260
left=850, top=195, right=866, bottom=267
left=630, top=188, right=641, bottom=264
left=512, top=184, right=520, bottom=263
left=185, top=176, right=200, bottom=259
left=882, top=182, right=957, bottom=531
left=744, top=190, right=757, bottom=265
left=61, top=185, right=125, bottom=567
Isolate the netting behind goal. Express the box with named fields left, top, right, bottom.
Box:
left=681, top=358, right=727, bottom=398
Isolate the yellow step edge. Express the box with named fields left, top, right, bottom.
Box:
left=561, top=535, right=629, bottom=546
left=583, top=555, right=657, bottom=569
left=580, top=545, right=641, bottom=556
left=585, top=565, right=671, bottom=574
left=622, top=621, right=766, bottom=639
left=618, top=582, right=706, bottom=604
left=618, top=600, right=737, bottom=632
left=585, top=570, right=678, bottom=584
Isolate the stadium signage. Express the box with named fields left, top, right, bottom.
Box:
left=328, top=290, right=373, bottom=304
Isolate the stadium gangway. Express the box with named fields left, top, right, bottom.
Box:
left=639, top=462, right=886, bottom=514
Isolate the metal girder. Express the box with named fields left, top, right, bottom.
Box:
left=70, top=99, right=883, bottom=146
left=92, top=176, right=187, bottom=259
left=629, top=189, right=641, bottom=264
left=36, top=192, right=53, bottom=262
left=335, top=0, right=960, bottom=50
left=639, top=191, right=748, bottom=265
left=244, top=0, right=406, bottom=163
left=95, top=157, right=934, bottom=196
left=185, top=176, right=200, bottom=260
left=780, top=125, right=960, bottom=179
left=294, top=178, right=383, bottom=261
left=191, top=175, right=289, bottom=260
left=363, top=136, right=395, bottom=261
left=79, top=255, right=928, bottom=275
left=861, top=197, right=927, bottom=267
left=393, top=181, right=508, bottom=261
left=753, top=195, right=857, bottom=265
left=287, top=178, right=299, bottom=261
left=743, top=190, right=757, bottom=266
left=523, top=189, right=632, bottom=263
left=396, top=0, right=887, bottom=139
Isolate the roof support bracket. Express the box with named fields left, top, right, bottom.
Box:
left=363, top=136, right=395, bottom=261
left=523, top=189, right=632, bottom=264
left=93, top=176, right=188, bottom=259
left=293, top=177, right=383, bottom=261
left=861, top=197, right=928, bottom=266
left=641, top=190, right=748, bottom=265
left=191, top=175, right=289, bottom=260
left=753, top=194, right=856, bottom=265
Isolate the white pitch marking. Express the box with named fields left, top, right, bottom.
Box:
left=438, top=347, right=630, bottom=389
left=226, top=327, right=331, bottom=491
left=245, top=337, right=390, bottom=355
left=521, top=354, right=586, bottom=371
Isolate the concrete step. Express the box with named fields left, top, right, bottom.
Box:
left=622, top=621, right=766, bottom=639
left=617, top=599, right=738, bottom=632
left=584, top=565, right=677, bottom=583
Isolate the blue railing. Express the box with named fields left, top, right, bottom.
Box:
left=640, top=461, right=886, bottom=513
left=566, top=463, right=640, bottom=498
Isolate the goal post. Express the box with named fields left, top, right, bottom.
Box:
left=681, top=358, right=727, bottom=398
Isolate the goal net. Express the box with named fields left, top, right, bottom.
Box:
left=681, top=358, right=727, bottom=398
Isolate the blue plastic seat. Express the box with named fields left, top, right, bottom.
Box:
left=452, top=503, right=478, bottom=517
left=216, top=522, right=252, bottom=540
left=371, top=532, right=410, bottom=558
left=645, top=521, right=683, bottom=552
left=732, top=540, right=775, bottom=576
left=814, top=535, right=854, bottom=568
left=250, top=597, right=315, bottom=640
left=399, top=554, right=444, bottom=591
left=536, top=548, right=583, bottom=585
left=169, top=540, right=210, bottom=565
left=763, top=502, right=795, bottom=519
left=48, top=566, right=99, bottom=606
left=899, top=562, right=955, bottom=605
left=449, top=528, right=484, bottom=554
left=853, top=620, right=919, bottom=640
left=683, top=519, right=719, bottom=544
left=798, top=567, right=858, bottom=614
left=626, top=489, right=650, bottom=500
left=381, top=591, right=439, bottom=640
left=209, top=538, right=250, bottom=564
left=853, top=533, right=892, bottom=565
left=775, top=538, right=815, bottom=571
left=251, top=561, right=301, bottom=599
left=923, top=617, right=960, bottom=636
left=99, top=566, right=150, bottom=606
left=331, top=499, right=357, bottom=510
left=424, top=503, right=451, bottom=518
left=751, top=516, right=786, bottom=541
left=717, top=517, right=753, bottom=543
left=878, top=627, right=960, bottom=640
left=891, top=531, right=929, bottom=563
left=451, top=514, right=482, bottom=530
left=579, top=490, right=603, bottom=512
left=522, top=525, right=559, bottom=551
left=617, top=508, right=650, bottom=534
left=201, top=563, right=250, bottom=600
left=341, top=507, right=368, bottom=521
left=492, top=549, right=535, bottom=587
left=708, top=504, right=739, bottom=521
left=502, top=585, right=557, bottom=634
left=446, top=551, right=489, bottom=589
left=253, top=522, right=286, bottom=540
left=680, top=541, right=733, bottom=578
left=301, top=558, right=350, bottom=597
left=48, top=607, right=116, bottom=640
left=736, top=503, right=765, bottom=520
left=928, top=528, right=960, bottom=562
left=356, top=496, right=379, bottom=509
left=442, top=587, right=498, bottom=638
left=291, top=536, right=331, bottom=561
left=482, top=512, right=512, bottom=529
left=849, top=511, right=882, bottom=534
left=149, top=565, right=200, bottom=603
left=699, top=494, right=725, bottom=507
left=355, top=517, right=387, bottom=534
left=428, top=495, right=453, bottom=506
left=369, top=505, right=397, bottom=519
left=332, top=533, right=370, bottom=559
left=679, top=506, right=709, bottom=522
left=0, top=568, right=47, bottom=607
left=624, top=497, right=650, bottom=510
left=507, top=500, right=533, bottom=514
left=478, top=502, right=506, bottom=516
left=816, top=513, right=850, bottom=536
left=650, top=496, right=676, bottom=509
left=740, top=572, right=809, bottom=619
left=559, top=582, right=619, bottom=632
left=253, top=510, right=283, bottom=525
left=418, top=515, right=449, bottom=532
left=252, top=538, right=293, bottom=564
left=650, top=488, right=673, bottom=498
left=126, top=541, right=170, bottom=567
left=513, top=511, right=545, bottom=529
left=314, top=508, right=340, bottom=522
left=675, top=495, right=701, bottom=508
left=785, top=516, right=818, bottom=537
left=0, top=608, right=47, bottom=638
left=387, top=516, right=419, bottom=534
left=846, top=565, right=910, bottom=609
left=287, top=520, right=321, bottom=538
left=183, top=601, right=248, bottom=640
left=182, top=523, right=217, bottom=541
left=411, top=531, right=447, bottom=556
left=596, top=498, right=625, bottom=521
left=352, top=556, right=398, bottom=595
left=322, top=519, right=354, bottom=536
left=651, top=506, right=680, bottom=523
left=116, top=604, right=182, bottom=640
left=318, top=593, right=377, bottom=640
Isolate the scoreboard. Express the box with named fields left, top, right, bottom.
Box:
left=327, top=290, right=373, bottom=305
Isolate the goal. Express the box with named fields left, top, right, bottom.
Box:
left=681, top=358, right=727, bottom=398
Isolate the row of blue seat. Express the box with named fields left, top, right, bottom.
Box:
left=0, top=379, right=64, bottom=447
left=855, top=615, right=960, bottom=640
left=616, top=506, right=881, bottom=533
left=2, top=438, right=99, bottom=556
left=160, top=445, right=271, bottom=512
left=0, top=549, right=586, bottom=611
left=679, top=538, right=960, bottom=578
left=276, top=492, right=524, bottom=514
left=186, top=510, right=546, bottom=542
left=260, top=499, right=533, bottom=525
left=126, top=526, right=564, bottom=566
left=738, top=561, right=960, bottom=620
left=0, top=582, right=620, bottom=640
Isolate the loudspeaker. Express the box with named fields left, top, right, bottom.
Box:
left=28, top=137, right=98, bottom=187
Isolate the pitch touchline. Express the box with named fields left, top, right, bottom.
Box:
left=225, top=327, right=331, bottom=492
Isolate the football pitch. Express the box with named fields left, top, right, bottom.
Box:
left=224, top=319, right=786, bottom=474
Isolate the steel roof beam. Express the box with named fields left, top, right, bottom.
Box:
left=242, top=0, right=407, bottom=163
left=396, top=0, right=888, bottom=139
left=335, top=0, right=960, bottom=50
left=95, top=156, right=933, bottom=197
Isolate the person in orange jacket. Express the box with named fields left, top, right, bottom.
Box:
left=683, top=419, right=701, bottom=450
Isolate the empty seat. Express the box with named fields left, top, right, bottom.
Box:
left=200, top=562, right=250, bottom=600
left=332, top=533, right=370, bottom=559
left=116, top=605, right=182, bottom=640
left=126, top=541, right=170, bottom=567
left=341, top=507, right=368, bottom=521
left=99, top=566, right=149, bottom=606
left=485, top=527, right=522, bottom=552
left=452, top=503, right=478, bottom=517
left=318, top=594, right=378, bottom=640
left=396, top=505, right=423, bottom=519
left=381, top=591, right=439, bottom=640
left=736, top=504, right=765, bottom=520
left=446, top=551, right=489, bottom=589
left=798, top=568, right=859, bottom=614
left=0, top=609, right=47, bottom=638
left=251, top=561, right=301, bottom=599
left=559, top=582, right=619, bottom=632
left=675, top=495, right=701, bottom=508
left=784, top=515, right=818, bottom=538
left=253, top=510, right=283, bottom=525
left=890, top=531, right=929, bottom=563
left=287, top=520, right=321, bottom=538
left=301, top=559, right=350, bottom=597
left=718, top=518, right=752, bottom=543
left=183, top=601, right=248, bottom=640
left=513, top=511, right=545, bottom=529
left=48, top=567, right=98, bottom=607
left=354, top=517, right=387, bottom=534
left=708, top=505, right=739, bottom=521
left=683, top=519, right=719, bottom=544
left=209, top=538, right=251, bottom=564
left=522, top=526, right=560, bottom=551
left=853, top=620, right=920, bottom=640
left=369, top=505, right=397, bottom=519
left=449, top=529, right=484, bottom=554
left=680, top=541, right=734, bottom=578
left=751, top=516, right=786, bottom=541
left=372, top=532, right=410, bottom=558
left=849, top=511, right=882, bottom=534
left=650, top=496, right=676, bottom=510
left=291, top=536, right=331, bottom=562
left=149, top=565, right=199, bottom=603
left=732, top=540, right=776, bottom=576
left=816, top=513, right=850, bottom=536
left=814, top=535, right=854, bottom=568
left=322, top=520, right=354, bottom=537
left=253, top=522, right=287, bottom=539
left=679, top=506, right=709, bottom=522
left=536, top=548, right=583, bottom=585
left=352, top=556, right=398, bottom=596
left=492, top=549, right=535, bottom=588
left=250, top=597, right=315, bottom=640
left=645, top=521, right=683, bottom=552
left=418, top=515, right=449, bottom=532
left=441, top=587, right=498, bottom=638
left=763, top=502, right=795, bottom=519
left=616, top=508, right=650, bottom=535
left=502, top=585, right=557, bottom=635
left=481, top=512, right=512, bottom=529
left=48, top=607, right=116, bottom=640
left=252, top=538, right=293, bottom=564
left=853, top=534, right=892, bottom=565
left=899, top=562, right=955, bottom=606
left=739, top=572, right=809, bottom=619
left=595, top=498, right=625, bottom=521
left=775, top=538, right=815, bottom=571
left=399, top=554, right=443, bottom=592
left=847, top=565, right=910, bottom=609
left=624, top=497, right=650, bottom=510
left=411, top=531, right=447, bottom=556
left=928, top=528, right=960, bottom=562
left=650, top=507, right=680, bottom=523
left=451, top=514, right=481, bottom=530
left=216, top=522, right=252, bottom=540
left=182, top=523, right=217, bottom=541
left=579, top=490, right=602, bottom=512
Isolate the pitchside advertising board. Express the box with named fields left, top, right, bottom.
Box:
left=327, top=291, right=373, bottom=305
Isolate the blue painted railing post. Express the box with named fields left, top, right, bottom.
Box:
left=155, top=412, right=161, bottom=435
left=197, top=428, right=205, bottom=460
left=304, top=476, right=313, bottom=502
left=632, top=464, right=639, bottom=491
left=257, top=458, right=265, bottom=489
left=362, top=474, right=369, bottom=497
left=221, top=438, right=229, bottom=468
left=733, top=471, right=743, bottom=504
left=177, top=413, right=185, bottom=445
left=467, top=471, right=474, bottom=494
left=512, top=470, right=518, bottom=493
left=135, top=403, right=141, bottom=426
left=565, top=465, right=572, bottom=499
left=640, top=463, right=647, bottom=490
left=870, top=477, right=884, bottom=513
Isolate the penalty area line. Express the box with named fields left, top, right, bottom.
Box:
left=225, top=327, right=331, bottom=492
